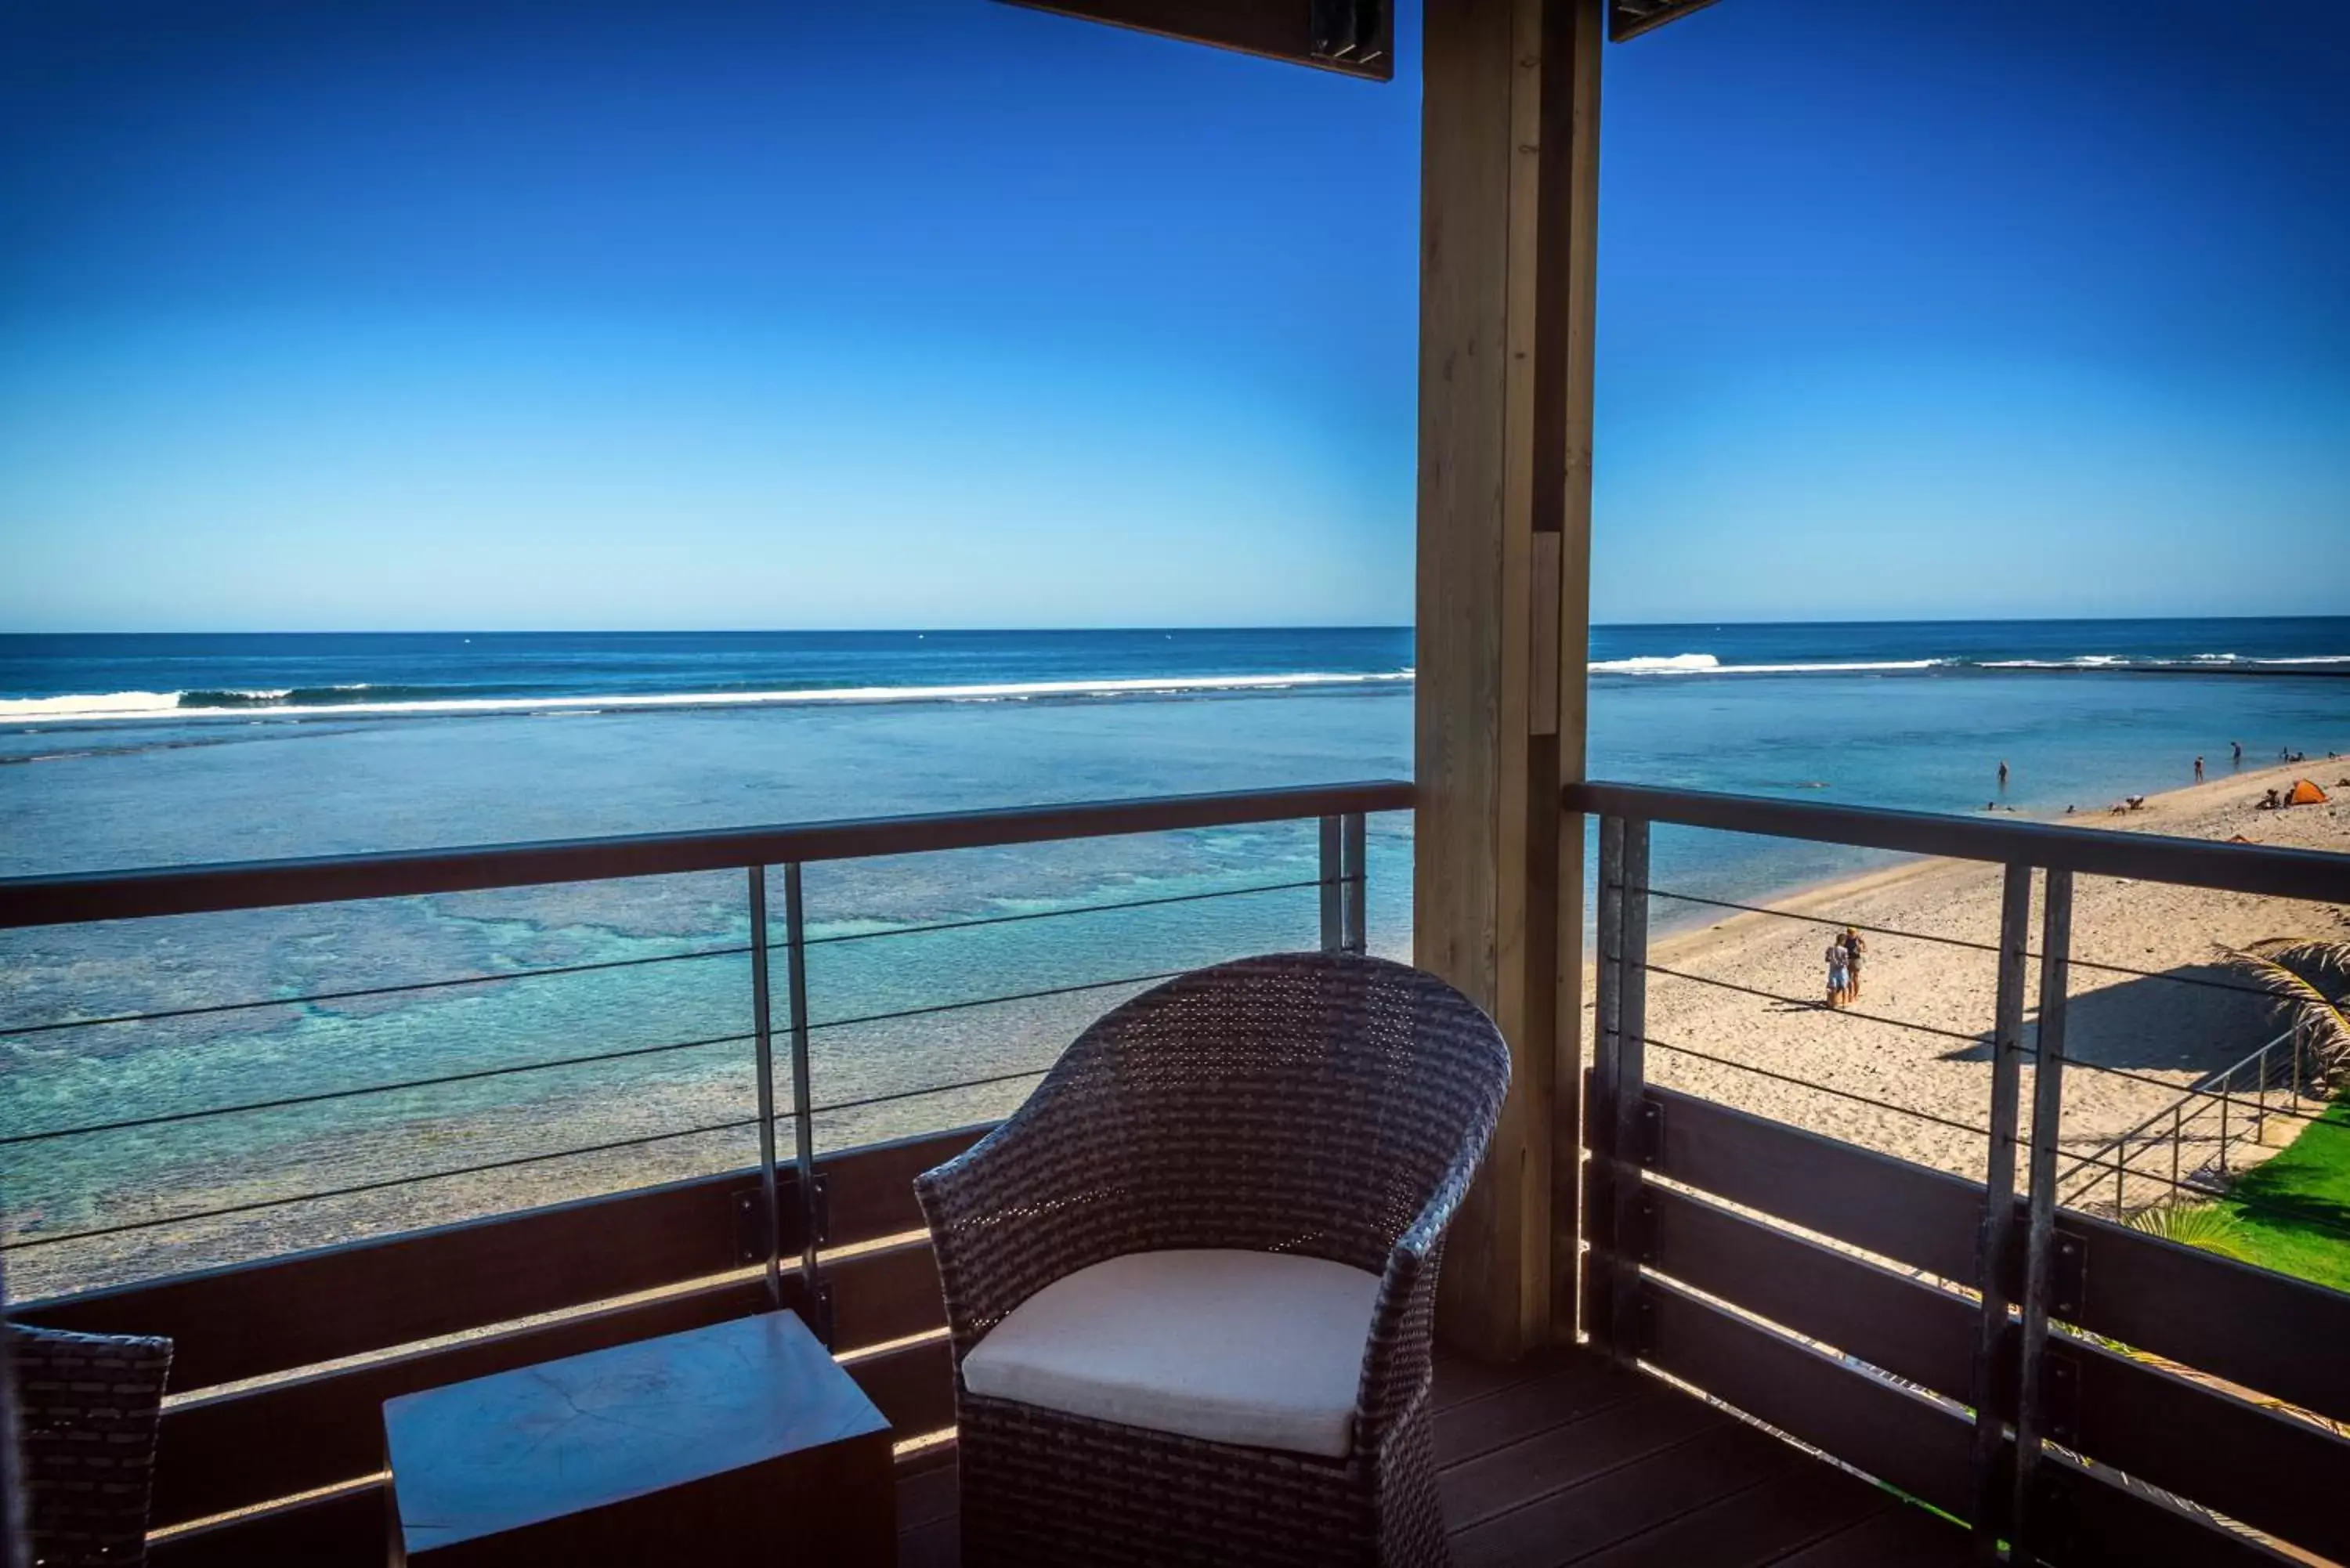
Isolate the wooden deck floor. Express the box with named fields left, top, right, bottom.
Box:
left=897, top=1347, right=1974, bottom=1566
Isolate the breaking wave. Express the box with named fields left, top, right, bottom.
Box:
left=0, top=670, right=1418, bottom=724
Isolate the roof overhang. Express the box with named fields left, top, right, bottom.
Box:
left=997, top=0, right=1394, bottom=81
left=1609, top=0, right=1724, bottom=42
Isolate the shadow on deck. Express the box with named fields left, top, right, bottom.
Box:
left=896, top=1346, right=1973, bottom=1566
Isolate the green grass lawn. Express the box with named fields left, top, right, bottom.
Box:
left=2219, top=1094, right=2350, bottom=1294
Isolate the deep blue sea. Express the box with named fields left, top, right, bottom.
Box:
left=4, top=620, right=2347, bottom=1294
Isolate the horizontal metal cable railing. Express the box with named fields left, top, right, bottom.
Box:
left=1573, top=780, right=2350, bottom=1564
left=2058, top=1018, right=2336, bottom=1219
left=0, top=782, right=1409, bottom=1312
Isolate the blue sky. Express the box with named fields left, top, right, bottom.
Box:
left=1, top=0, right=2343, bottom=630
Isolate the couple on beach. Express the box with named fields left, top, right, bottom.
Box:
left=1824, top=927, right=1866, bottom=1009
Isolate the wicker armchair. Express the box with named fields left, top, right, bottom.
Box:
left=916, top=952, right=1511, bottom=1567
left=7, top=1324, right=172, bottom=1566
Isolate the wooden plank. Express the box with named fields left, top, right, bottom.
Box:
left=1546, top=0, right=1603, bottom=1345
left=1430, top=1346, right=1572, bottom=1413
left=1640, top=1277, right=1976, bottom=1520
left=1418, top=0, right=1534, bottom=1361
left=995, top=0, right=1394, bottom=81
left=35, top=1124, right=969, bottom=1528
left=20, top=1123, right=975, bottom=1397
left=15, top=1165, right=790, bottom=1390
left=153, top=1340, right=956, bottom=1567
left=148, top=1279, right=776, bottom=1530
left=1643, top=1183, right=1978, bottom=1400
left=827, top=1237, right=947, bottom=1357
left=1419, top=0, right=1603, bottom=1366
left=1647, top=1086, right=1984, bottom=1284
left=1768, top=1502, right=1975, bottom=1566
left=844, top=1336, right=956, bottom=1439
left=2059, top=1336, right=2350, bottom=1563
left=825, top=1125, right=989, bottom=1250
left=1567, top=782, right=2350, bottom=905
left=2036, top=1451, right=2297, bottom=1568
left=1434, top=1354, right=1650, bottom=1467
left=897, top=1461, right=959, bottom=1532
left=0, top=780, right=1415, bottom=930
left=898, top=1516, right=960, bottom=1568
left=148, top=1484, right=383, bottom=1568
left=1564, top=1459, right=1890, bottom=1568
left=1449, top=1421, right=1803, bottom=1567
left=2063, top=1209, right=2350, bottom=1425
left=1439, top=1382, right=1722, bottom=1534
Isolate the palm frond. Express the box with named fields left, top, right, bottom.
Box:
left=2128, top=1202, right=2254, bottom=1262
left=2221, top=941, right=2350, bottom=1068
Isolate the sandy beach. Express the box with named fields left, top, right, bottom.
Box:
left=1629, top=755, right=2350, bottom=1188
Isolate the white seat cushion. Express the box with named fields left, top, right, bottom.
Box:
left=960, top=1248, right=1382, bottom=1459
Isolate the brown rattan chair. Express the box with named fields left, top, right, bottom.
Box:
left=916, top=952, right=1511, bottom=1567
left=7, top=1324, right=172, bottom=1566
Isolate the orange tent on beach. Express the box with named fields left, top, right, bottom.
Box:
left=2286, top=778, right=2329, bottom=806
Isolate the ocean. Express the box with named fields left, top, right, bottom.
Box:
left=4, top=619, right=2347, bottom=1293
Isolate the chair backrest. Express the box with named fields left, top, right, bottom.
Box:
left=8, top=1324, right=172, bottom=1567
left=1004, top=952, right=1512, bottom=1275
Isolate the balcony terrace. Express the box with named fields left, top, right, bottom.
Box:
left=5, top=780, right=2346, bottom=1563
left=6, top=1, right=2348, bottom=1563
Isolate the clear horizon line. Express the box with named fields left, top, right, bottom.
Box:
left=4, top=611, right=2348, bottom=638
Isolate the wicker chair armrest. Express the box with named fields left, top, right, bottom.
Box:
left=914, top=1115, right=1103, bottom=1359
left=1353, top=1147, right=1483, bottom=1445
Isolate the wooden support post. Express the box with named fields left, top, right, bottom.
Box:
left=1417, top=0, right=1603, bottom=1360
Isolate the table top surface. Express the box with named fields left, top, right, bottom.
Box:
left=384, top=1309, right=888, bottom=1552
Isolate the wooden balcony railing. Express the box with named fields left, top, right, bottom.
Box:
left=1572, top=781, right=2350, bottom=1566
left=4, top=780, right=2347, bottom=1563
left=1, top=782, right=1405, bottom=1564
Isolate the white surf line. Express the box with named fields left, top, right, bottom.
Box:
left=1, top=671, right=1419, bottom=724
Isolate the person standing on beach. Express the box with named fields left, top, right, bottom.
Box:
left=1842, top=927, right=1867, bottom=1003
left=2232, top=740, right=2243, bottom=765
left=2194, top=755, right=2204, bottom=783
left=1998, top=760, right=2009, bottom=789
left=1825, top=939, right=1850, bottom=1009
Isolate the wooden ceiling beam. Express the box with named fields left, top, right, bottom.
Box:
left=1608, top=0, right=1724, bottom=43
left=996, top=1, right=1394, bottom=81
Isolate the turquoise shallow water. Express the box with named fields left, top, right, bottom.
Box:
left=3, top=621, right=2345, bottom=1292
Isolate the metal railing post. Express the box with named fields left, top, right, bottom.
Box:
left=1611, top=819, right=1651, bottom=1367
left=2171, top=1106, right=2182, bottom=1201
left=746, top=866, right=783, bottom=1310
left=783, top=862, right=826, bottom=1341
left=2258, top=1050, right=2269, bottom=1147
left=1342, top=810, right=1368, bottom=955
left=1589, top=815, right=1626, bottom=1353
left=2012, top=867, right=2074, bottom=1561
left=1969, top=862, right=2033, bottom=1558
left=2219, top=1078, right=2231, bottom=1174
left=1319, top=815, right=1343, bottom=953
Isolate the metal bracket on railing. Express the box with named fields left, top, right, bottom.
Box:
left=1636, top=1100, right=1665, bottom=1169
left=733, top=1187, right=772, bottom=1268
left=2052, top=1229, right=2086, bottom=1321
left=808, top=1172, right=831, bottom=1249
left=809, top=1281, right=836, bottom=1348
left=2043, top=1348, right=2082, bottom=1449
left=1629, top=1293, right=1657, bottom=1359
left=1635, top=1188, right=1660, bottom=1265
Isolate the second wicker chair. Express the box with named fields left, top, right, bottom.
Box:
left=916, top=952, right=1511, bottom=1567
